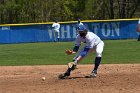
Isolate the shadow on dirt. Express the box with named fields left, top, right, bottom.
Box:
left=58, top=76, right=94, bottom=80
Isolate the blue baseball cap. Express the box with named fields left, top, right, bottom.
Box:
left=77, top=25, right=87, bottom=32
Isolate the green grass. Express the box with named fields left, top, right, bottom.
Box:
left=0, top=39, right=140, bottom=66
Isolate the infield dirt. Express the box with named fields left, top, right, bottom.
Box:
left=0, top=64, right=140, bottom=93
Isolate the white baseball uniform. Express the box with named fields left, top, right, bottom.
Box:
left=52, top=22, right=60, bottom=41
left=73, top=32, right=104, bottom=60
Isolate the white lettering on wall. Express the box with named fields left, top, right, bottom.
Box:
left=61, top=25, right=71, bottom=38
left=1, top=26, right=10, bottom=30
left=92, top=23, right=100, bottom=34
left=72, top=27, right=77, bottom=38
left=102, top=23, right=111, bottom=37
left=48, top=28, right=53, bottom=39
left=111, top=22, right=120, bottom=36
left=92, top=22, right=120, bottom=37
left=47, top=22, right=120, bottom=39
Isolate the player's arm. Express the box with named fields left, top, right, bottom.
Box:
left=78, top=39, right=94, bottom=58
left=73, top=47, right=91, bottom=63
left=79, top=47, right=90, bottom=57
left=65, top=45, right=80, bottom=55
left=65, top=35, right=81, bottom=55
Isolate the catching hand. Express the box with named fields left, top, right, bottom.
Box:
left=65, top=50, right=73, bottom=55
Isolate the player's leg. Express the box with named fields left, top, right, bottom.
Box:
left=58, top=47, right=85, bottom=79
left=58, top=61, right=77, bottom=79
left=59, top=47, right=93, bottom=79
left=57, top=31, right=60, bottom=42
left=52, top=30, right=55, bottom=42
left=89, top=41, right=104, bottom=78
left=54, top=31, right=57, bottom=42
left=55, top=32, right=59, bottom=42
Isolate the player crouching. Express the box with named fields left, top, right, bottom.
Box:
left=58, top=25, right=104, bottom=79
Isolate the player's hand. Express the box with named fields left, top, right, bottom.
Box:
left=65, top=50, right=73, bottom=55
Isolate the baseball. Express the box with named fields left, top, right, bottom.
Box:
left=41, top=77, right=46, bottom=81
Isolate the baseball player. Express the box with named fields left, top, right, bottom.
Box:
left=75, top=18, right=84, bottom=30
left=52, top=20, right=60, bottom=42
left=137, top=18, right=140, bottom=41
left=58, top=25, right=104, bottom=79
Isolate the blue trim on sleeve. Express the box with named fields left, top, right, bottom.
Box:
left=73, top=46, right=79, bottom=52
left=80, top=48, right=90, bottom=57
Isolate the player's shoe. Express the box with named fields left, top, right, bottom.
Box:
left=85, top=70, right=97, bottom=78
left=89, top=71, right=97, bottom=78
left=58, top=71, right=70, bottom=79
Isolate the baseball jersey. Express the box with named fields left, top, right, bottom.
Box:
left=138, top=19, right=140, bottom=24
left=76, top=22, right=84, bottom=29
left=75, top=32, right=102, bottom=48
left=52, top=23, right=60, bottom=32
left=77, top=22, right=83, bottom=26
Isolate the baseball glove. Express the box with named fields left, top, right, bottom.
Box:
left=65, top=50, right=73, bottom=55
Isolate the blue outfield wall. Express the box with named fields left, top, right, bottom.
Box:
left=0, top=19, right=139, bottom=43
